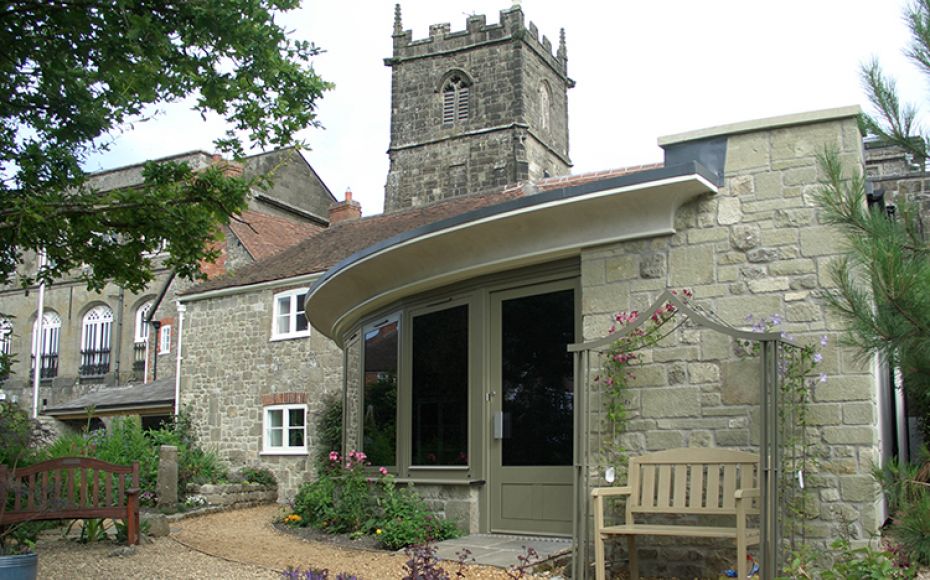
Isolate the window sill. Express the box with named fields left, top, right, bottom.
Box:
left=270, top=332, right=311, bottom=342
left=260, top=449, right=308, bottom=456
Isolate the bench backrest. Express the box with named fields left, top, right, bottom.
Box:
left=627, top=448, right=759, bottom=517
left=0, top=456, right=140, bottom=524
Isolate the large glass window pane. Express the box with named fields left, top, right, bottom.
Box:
left=295, top=294, right=308, bottom=332
left=364, top=320, right=398, bottom=466
left=276, top=296, right=292, bottom=335
left=267, top=409, right=284, bottom=447
left=412, top=305, right=468, bottom=466
left=288, top=426, right=304, bottom=447
left=501, top=289, right=574, bottom=466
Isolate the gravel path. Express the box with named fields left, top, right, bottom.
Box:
left=173, top=504, right=534, bottom=579
left=35, top=504, right=549, bottom=579
left=37, top=535, right=277, bottom=579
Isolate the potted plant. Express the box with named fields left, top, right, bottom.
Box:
left=0, top=399, right=40, bottom=580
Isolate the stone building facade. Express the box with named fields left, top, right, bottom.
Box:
left=303, top=105, right=886, bottom=577
left=384, top=4, right=572, bottom=211
left=0, top=147, right=332, bottom=424
left=576, top=111, right=878, bottom=575
left=163, top=5, right=890, bottom=576
left=177, top=279, right=344, bottom=497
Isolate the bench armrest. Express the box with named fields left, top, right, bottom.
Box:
left=592, top=486, right=632, bottom=498
left=734, top=488, right=759, bottom=500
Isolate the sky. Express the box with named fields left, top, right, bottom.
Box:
left=85, top=0, right=924, bottom=216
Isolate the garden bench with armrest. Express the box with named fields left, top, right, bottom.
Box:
left=0, top=456, right=140, bottom=545
left=592, top=447, right=760, bottom=580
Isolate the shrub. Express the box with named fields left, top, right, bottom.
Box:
left=894, top=494, right=930, bottom=566
left=42, top=409, right=226, bottom=495
left=377, top=476, right=458, bottom=550
left=315, top=393, right=343, bottom=467
left=293, top=472, right=336, bottom=529
left=0, top=401, right=38, bottom=467
left=241, top=466, right=277, bottom=486
left=822, top=538, right=916, bottom=580
left=872, top=452, right=930, bottom=516
left=291, top=450, right=458, bottom=549
left=780, top=539, right=915, bottom=579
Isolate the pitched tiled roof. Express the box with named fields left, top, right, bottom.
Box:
left=44, top=377, right=175, bottom=416
left=181, top=164, right=662, bottom=296
left=230, top=210, right=326, bottom=262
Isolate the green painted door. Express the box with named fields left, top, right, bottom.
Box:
left=489, top=281, right=576, bottom=535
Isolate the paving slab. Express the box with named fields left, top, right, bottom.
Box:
left=431, top=533, right=572, bottom=570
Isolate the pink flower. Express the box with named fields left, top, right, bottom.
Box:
left=329, top=451, right=340, bottom=462
left=379, top=467, right=389, bottom=476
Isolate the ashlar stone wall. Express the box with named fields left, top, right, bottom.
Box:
left=180, top=286, right=343, bottom=498
left=580, top=113, right=880, bottom=577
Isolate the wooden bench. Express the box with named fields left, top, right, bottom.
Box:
left=0, top=457, right=140, bottom=545
left=592, top=448, right=760, bottom=580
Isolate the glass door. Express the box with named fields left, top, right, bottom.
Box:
left=489, top=281, right=576, bottom=535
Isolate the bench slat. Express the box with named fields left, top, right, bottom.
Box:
left=40, top=471, right=49, bottom=510
left=722, top=465, right=737, bottom=509
left=740, top=463, right=755, bottom=506
left=80, top=468, right=88, bottom=508
left=67, top=468, right=75, bottom=507
left=673, top=465, right=688, bottom=509
left=688, top=464, right=704, bottom=510
left=706, top=465, right=720, bottom=509
left=105, top=472, right=113, bottom=506
left=656, top=465, right=671, bottom=509
left=640, top=465, right=656, bottom=508
left=27, top=474, right=35, bottom=510
left=600, top=523, right=762, bottom=542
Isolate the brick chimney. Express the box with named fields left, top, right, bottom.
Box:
left=210, top=153, right=243, bottom=178
left=329, top=189, right=362, bottom=224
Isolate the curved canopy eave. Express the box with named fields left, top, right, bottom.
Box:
left=307, top=165, right=717, bottom=344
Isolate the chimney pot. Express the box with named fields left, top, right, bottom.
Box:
left=329, top=189, right=362, bottom=224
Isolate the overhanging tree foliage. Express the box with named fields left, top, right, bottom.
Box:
left=816, top=0, right=930, bottom=437
left=860, top=0, right=930, bottom=161
left=815, top=150, right=930, bottom=436
left=0, top=0, right=332, bottom=292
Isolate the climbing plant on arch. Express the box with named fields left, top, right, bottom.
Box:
left=568, top=289, right=822, bottom=579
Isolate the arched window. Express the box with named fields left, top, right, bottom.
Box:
left=80, top=305, right=113, bottom=378
left=538, top=81, right=551, bottom=131
left=0, top=317, right=12, bottom=356
left=133, top=301, right=153, bottom=379
left=441, top=74, right=471, bottom=126
left=135, top=301, right=152, bottom=343
left=32, top=311, right=61, bottom=379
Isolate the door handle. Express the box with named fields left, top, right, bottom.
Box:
left=493, top=411, right=511, bottom=440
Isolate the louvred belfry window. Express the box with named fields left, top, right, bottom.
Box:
left=442, top=75, right=470, bottom=126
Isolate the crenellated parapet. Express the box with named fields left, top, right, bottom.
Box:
left=386, top=4, right=568, bottom=79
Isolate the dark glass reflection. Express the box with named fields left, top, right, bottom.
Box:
left=364, top=320, right=398, bottom=466
left=501, top=289, right=574, bottom=466
left=412, top=305, right=469, bottom=466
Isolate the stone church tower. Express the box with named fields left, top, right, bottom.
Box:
left=383, top=4, right=573, bottom=212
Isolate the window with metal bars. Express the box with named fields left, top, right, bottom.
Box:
left=0, top=317, right=11, bottom=357
left=31, top=311, right=61, bottom=380
left=80, top=305, right=113, bottom=377
left=442, top=75, right=470, bottom=126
